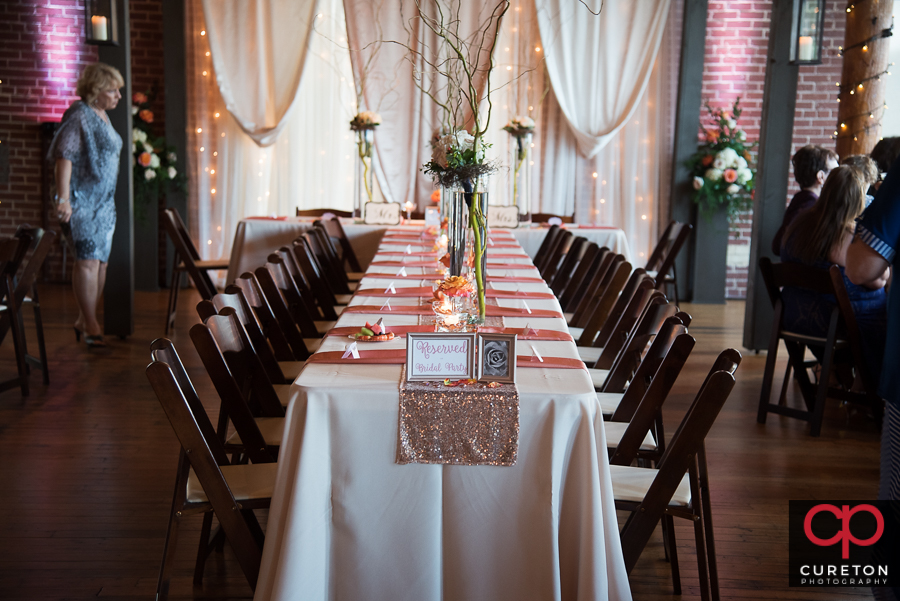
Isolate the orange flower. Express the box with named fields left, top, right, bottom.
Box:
left=701, top=155, right=714, bottom=167
left=139, top=109, right=154, bottom=123
left=132, top=92, right=148, bottom=104
left=439, top=276, right=474, bottom=297
left=439, top=253, right=451, bottom=268
left=723, top=169, right=737, bottom=183
left=138, top=152, right=152, bottom=167
left=706, top=130, right=719, bottom=143
left=430, top=190, right=441, bottom=203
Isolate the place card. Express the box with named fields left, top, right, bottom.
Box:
left=384, top=281, right=397, bottom=294
left=342, top=342, right=360, bottom=359
left=529, top=343, right=543, bottom=363
left=364, top=201, right=402, bottom=225
left=406, top=332, right=475, bottom=381
left=487, top=205, right=520, bottom=229
left=396, top=266, right=408, bottom=277
left=381, top=298, right=393, bottom=311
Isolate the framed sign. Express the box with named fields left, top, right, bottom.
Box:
left=364, top=202, right=402, bottom=225
left=477, top=333, right=517, bottom=383
left=487, top=205, right=520, bottom=228
left=406, top=332, right=475, bottom=381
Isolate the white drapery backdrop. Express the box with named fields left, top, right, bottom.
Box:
left=188, top=0, right=677, bottom=266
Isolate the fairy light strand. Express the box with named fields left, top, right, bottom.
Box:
left=838, top=27, right=893, bottom=55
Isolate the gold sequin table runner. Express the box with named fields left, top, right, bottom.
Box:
left=397, top=366, right=519, bottom=466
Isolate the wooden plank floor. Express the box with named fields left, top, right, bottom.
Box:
left=0, top=285, right=880, bottom=600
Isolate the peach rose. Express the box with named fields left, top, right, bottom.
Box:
left=430, top=189, right=441, bottom=203
left=132, top=92, right=148, bottom=104
left=139, top=109, right=154, bottom=123
left=723, top=168, right=737, bottom=183
left=701, top=155, right=714, bottom=167
left=706, top=130, right=719, bottom=143
left=138, top=152, right=152, bottom=167
left=439, top=276, right=474, bottom=297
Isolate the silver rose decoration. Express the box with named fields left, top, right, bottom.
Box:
left=483, top=340, right=508, bottom=377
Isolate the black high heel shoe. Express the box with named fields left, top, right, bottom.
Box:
left=85, top=334, right=107, bottom=348
left=73, top=326, right=82, bottom=342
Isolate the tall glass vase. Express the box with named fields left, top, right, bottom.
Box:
left=354, top=129, right=374, bottom=218
left=509, top=133, right=532, bottom=222
left=447, top=176, right=488, bottom=322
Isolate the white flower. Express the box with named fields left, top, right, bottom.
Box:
left=168, top=166, right=177, bottom=179
left=132, top=128, right=147, bottom=143
left=131, top=106, right=138, bottom=116
left=167, top=151, right=177, bottom=163
left=149, top=153, right=161, bottom=168
left=713, top=157, right=726, bottom=170
left=726, top=183, right=740, bottom=195
left=736, top=156, right=748, bottom=170
left=705, top=168, right=723, bottom=182
left=737, top=168, right=752, bottom=184
left=131, top=142, right=136, bottom=153
left=144, top=169, right=156, bottom=181
left=726, top=118, right=737, bottom=129
left=717, top=147, right=739, bottom=168
left=143, top=142, right=153, bottom=153
left=737, top=129, right=747, bottom=141
left=693, top=176, right=704, bottom=190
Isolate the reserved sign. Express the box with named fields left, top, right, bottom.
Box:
left=364, top=202, right=402, bottom=225
left=406, top=332, right=475, bottom=381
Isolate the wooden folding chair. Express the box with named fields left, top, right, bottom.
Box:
left=531, top=212, right=574, bottom=223
left=256, top=261, right=330, bottom=340
left=548, top=237, right=589, bottom=295
left=0, top=227, right=56, bottom=385
left=757, top=258, right=882, bottom=436
left=589, top=287, right=665, bottom=377
left=162, top=208, right=228, bottom=335
left=289, top=240, right=352, bottom=318
left=645, top=221, right=692, bottom=305
left=568, top=252, right=624, bottom=329
left=229, top=272, right=301, bottom=362
left=532, top=224, right=561, bottom=270
left=612, top=349, right=741, bottom=601
left=560, top=246, right=608, bottom=313
left=317, top=217, right=363, bottom=275
left=307, top=226, right=356, bottom=294
left=538, top=228, right=573, bottom=281
left=575, top=267, right=649, bottom=347
left=0, top=235, right=32, bottom=396
left=574, top=261, right=633, bottom=363
left=295, top=207, right=353, bottom=218
left=147, top=349, right=275, bottom=599
left=556, top=241, right=600, bottom=304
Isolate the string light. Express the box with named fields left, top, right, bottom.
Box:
left=835, top=67, right=893, bottom=96
left=200, top=30, right=206, bottom=36
left=838, top=26, right=892, bottom=56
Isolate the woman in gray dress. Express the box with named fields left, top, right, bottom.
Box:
left=49, top=63, right=124, bottom=347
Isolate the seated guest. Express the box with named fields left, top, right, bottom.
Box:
left=771, top=144, right=839, bottom=255
left=870, top=136, right=900, bottom=176
left=780, top=165, right=888, bottom=382
left=841, top=154, right=880, bottom=204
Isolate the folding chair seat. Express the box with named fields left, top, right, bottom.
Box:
left=756, top=258, right=883, bottom=436
left=162, top=208, right=228, bottom=335
left=317, top=217, right=364, bottom=276
left=230, top=272, right=308, bottom=362
left=0, top=236, right=33, bottom=396
left=645, top=221, right=692, bottom=306
left=612, top=349, right=741, bottom=601
left=146, top=342, right=276, bottom=599
left=0, top=226, right=56, bottom=386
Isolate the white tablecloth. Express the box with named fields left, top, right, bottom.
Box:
left=253, top=226, right=633, bottom=601
left=226, top=218, right=632, bottom=284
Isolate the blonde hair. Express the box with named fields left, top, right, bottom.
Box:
left=76, top=63, right=124, bottom=105
left=785, top=165, right=866, bottom=265
left=841, top=154, right=879, bottom=187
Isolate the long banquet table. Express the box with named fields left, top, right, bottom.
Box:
left=226, top=217, right=632, bottom=283
left=254, top=225, right=633, bottom=601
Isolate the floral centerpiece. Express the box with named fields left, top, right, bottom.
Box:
left=350, top=110, right=380, bottom=214
left=685, top=98, right=756, bottom=225
left=502, top=116, right=535, bottom=216
left=131, top=91, right=184, bottom=220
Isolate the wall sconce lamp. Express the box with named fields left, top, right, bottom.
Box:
left=84, top=0, right=119, bottom=46
left=790, top=0, right=826, bottom=64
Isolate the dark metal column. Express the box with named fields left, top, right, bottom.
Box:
left=668, top=0, right=709, bottom=303
left=99, top=0, right=134, bottom=337
left=162, top=0, right=189, bottom=290
left=742, top=0, right=800, bottom=350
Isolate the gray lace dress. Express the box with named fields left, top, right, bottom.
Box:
left=48, top=101, right=122, bottom=262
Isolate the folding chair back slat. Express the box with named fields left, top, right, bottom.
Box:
left=645, top=221, right=692, bottom=305
left=290, top=240, right=341, bottom=320
left=558, top=242, right=601, bottom=310
left=575, top=261, right=632, bottom=347
left=549, top=237, right=589, bottom=295
left=594, top=272, right=653, bottom=349
left=570, top=253, right=624, bottom=328
left=260, top=258, right=321, bottom=338
left=255, top=264, right=320, bottom=348
left=229, top=274, right=298, bottom=361
left=539, top=229, right=573, bottom=281
left=532, top=224, right=561, bottom=270
left=600, top=300, right=677, bottom=391
left=594, top=290, right=666, bottom=370
left=320, top=217, right=362, bottom=272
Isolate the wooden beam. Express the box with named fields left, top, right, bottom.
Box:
left=100, top=0, right=134, bottom=338
left=742, top=0, right=800, bottom=350
left=835, top=0, right=894, bottom=157
left=668, top=0, right=709, bottom=302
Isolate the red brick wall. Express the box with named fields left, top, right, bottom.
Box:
left=0, top=0, right=165, bottom=281
left=700, top=0, right=844, bottom=299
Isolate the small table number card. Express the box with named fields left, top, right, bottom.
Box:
left=364, top=202, right=402, bottom=225
left=487, top=205, right=520, bottom=229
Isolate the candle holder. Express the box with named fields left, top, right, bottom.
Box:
left=84, top=0, right=119, bottom=46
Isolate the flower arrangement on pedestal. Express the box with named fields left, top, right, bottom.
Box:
left=502, top=116, right=535, bottom=216
left=131, top=91, right=184, bottom=220
left=685, top=98, right=756, bottom=225
left=350, top=110, right=381, bottom=214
